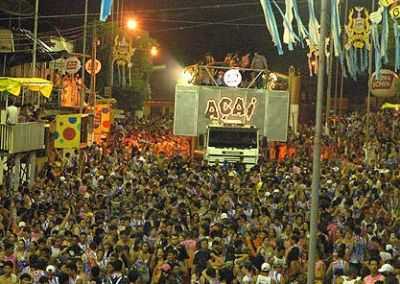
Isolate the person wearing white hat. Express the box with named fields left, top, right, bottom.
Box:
left=46, top=265, right=60, bottom=284
left=378, top=263, right=398, bottom=284
left=255, top=262, right=275, bottom=284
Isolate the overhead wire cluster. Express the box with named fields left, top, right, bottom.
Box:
left=0, top=0, right=310, bottom=52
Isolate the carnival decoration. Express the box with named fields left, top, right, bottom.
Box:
left=331, top=0, right=343, bottom=58
left=100, top=0, right=113, bottom=22
left=54, top=114, right=81, bottom=149
left=380, top=0, right=400, bottom=19
left=307, top=41, right=319, bottom=76
left=260, top=0, right=307, bottom=54
left=94, top=104, right=112, bottom=143
left=260, top=0, right=284, bottom=55
left=344, top=7, right=371, bottom=80
left=113, top=35, right=135, bottom=87
left=307, top=0, right=320, bottom=47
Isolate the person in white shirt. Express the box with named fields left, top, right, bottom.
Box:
left=6, top=104, right=19, bottom=124
left=255, top=263, right=275, bottom=284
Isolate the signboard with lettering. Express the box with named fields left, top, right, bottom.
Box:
left=85, top=59, right=102, bottom=75
left=174, top=84, right=289, bottom=141
left=369, top=69, right=399, bottom=97
left=65, top=56, right=81, bottom=75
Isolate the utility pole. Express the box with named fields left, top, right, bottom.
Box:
left=339, top=0, right=349, bottom=115
left=80, top=0, right=89, bottom=113
left=306, top=0, right=329, bottom=283
left=90, top=20, right=97, bottom=110
left=325, top=35, right=334, bottom=133
left=366, top=0, right=376, bottom=142
left=32, top=0, right=39, bottom=77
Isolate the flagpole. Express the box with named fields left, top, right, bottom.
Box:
left=306, top=0, right=329, bottom=282
left=80, top=0, right=89, bottom=113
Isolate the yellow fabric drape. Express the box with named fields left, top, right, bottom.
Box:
left=0, top=77, right=53, bottom=98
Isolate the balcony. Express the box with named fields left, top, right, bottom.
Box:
left=0, top=122, right=45, bottom=154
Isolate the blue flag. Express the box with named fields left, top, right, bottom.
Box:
left=100, top=0, right=113, bottom=22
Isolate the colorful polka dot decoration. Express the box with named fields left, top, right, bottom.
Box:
left=54, top=114, right=81, bottom=148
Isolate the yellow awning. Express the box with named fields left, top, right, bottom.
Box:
left=0, top=77, right=53, bottom=98
left=381, top=102, right=400, bottom=110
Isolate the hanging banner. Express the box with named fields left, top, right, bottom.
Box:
left=94, top=104, right=112, bottom=143
left=54, top=114, right=82, bottom=149
left=100, top=0, right=114, bottom=22
left=369, top=69, right=399, bottom=97
left=61, top=75, right=81, bottom=107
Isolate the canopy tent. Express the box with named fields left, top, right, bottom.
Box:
left=0, top=77, right=53, bottom=98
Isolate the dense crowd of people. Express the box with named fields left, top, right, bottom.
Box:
left=0, top=109, right=399, bottom=284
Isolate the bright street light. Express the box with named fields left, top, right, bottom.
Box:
left=127, top=18, right=138, bottom=30
left=150, top=46, right=159, bottom=57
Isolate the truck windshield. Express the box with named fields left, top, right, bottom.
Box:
left=208, top=128, right=258, bottom=149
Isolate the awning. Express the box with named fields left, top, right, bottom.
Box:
left=381, top=103, right=400, bottom=111
left=0, top=77, right=53, bottom=98
left=0, top=50, right=69, bottom=67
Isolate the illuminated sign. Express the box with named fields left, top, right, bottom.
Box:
left=223, top=69, right=242, bottom=87
left=205, top=97, right=257, bottom=121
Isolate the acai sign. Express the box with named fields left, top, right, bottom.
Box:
left=369, top=69, right=399, bottom=97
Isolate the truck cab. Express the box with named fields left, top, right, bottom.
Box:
left=206, top=124, right=259, bottom=170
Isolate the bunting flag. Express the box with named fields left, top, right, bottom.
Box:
left=292, top=0, right=308, bottom=45
left=331, top=0, right=342, bottom=57
left=260, top=0, right=284, bottom=55
left=272, top=0, right=301, bottom=50
left=393, top=22, right=400, bottom=72
left=307, top=0, right=320, bottom=47
left=380, top=8, right=389, bottom=64
left=100, top=0, right=113, bottom=22
left=282, top=0, right=296, bottom=50
left=54, top=114, right=81, bottom=149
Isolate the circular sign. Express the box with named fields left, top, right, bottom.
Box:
left=65, top=56, right=81, bottom=74
left=369, top=69, right=399, bottom=97
left=223, top=69, right=242, bottom=87
left=85, top=59, right=102, bottom=75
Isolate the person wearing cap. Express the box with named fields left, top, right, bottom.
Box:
left=46, top=265, right=60, bottom=284
left=255, top=262, right=275, bottom=284
left=378, top=263, right=398, bottom=284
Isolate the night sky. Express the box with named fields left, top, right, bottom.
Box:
left=0, top=0, right=374, bottom=100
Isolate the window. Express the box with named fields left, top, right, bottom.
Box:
left=208, top=128, right=257, bottom=149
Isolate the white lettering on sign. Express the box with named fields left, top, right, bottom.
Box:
left=205, top=97, right=257, bottom=121
left=372, top=74, right=394, bottom=89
